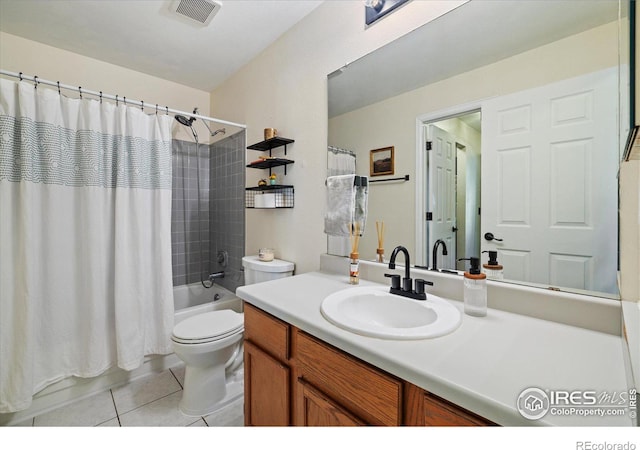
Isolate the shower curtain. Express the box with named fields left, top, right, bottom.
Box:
left=0, top=79, right=174, bottom=413
left=327, top=146, right=356, bottom=177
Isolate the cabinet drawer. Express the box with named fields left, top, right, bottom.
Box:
left=295, top=330, right=402, bottom=426
left=424, top=393, right=494, bottom=426
left=244, top=303, right=290, bottom=362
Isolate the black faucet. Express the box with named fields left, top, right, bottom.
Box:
left=385, top=245, right=432, bottom=301
left=431, top=239, right=448, bottom=271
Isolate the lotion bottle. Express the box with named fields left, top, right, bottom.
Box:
left=458, top=257, right=487, bottom=317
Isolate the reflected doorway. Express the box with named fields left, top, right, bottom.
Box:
left=425, top=111, right=481, bottom=271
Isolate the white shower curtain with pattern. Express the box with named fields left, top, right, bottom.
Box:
left=0, top=79, right=174, bottom=413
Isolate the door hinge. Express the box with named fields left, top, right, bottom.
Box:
left=426, top=212, right=433, bottom=221
left=426, top=141, right=432, bottom=151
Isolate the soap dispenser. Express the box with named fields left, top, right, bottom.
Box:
left=458, top=257, right=487, bottom=317
left=481, top=250, right=504, bottom=280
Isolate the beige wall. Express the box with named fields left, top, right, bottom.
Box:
left=620, top=160, right=640, bottom=302
left=329, top=21, right=618, bottom=264
left=210, top=1, right=465, bottom=274
left=0, top=32, right=211, bottom=143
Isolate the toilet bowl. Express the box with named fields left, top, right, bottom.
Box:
left=172, top=255, right=294, bottom=417
left=171, top=309, right=244, bottom=416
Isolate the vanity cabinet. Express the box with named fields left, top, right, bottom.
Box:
left=243, top=304, right=495, bottom=426
left=243, top=304, right=291, bottom=426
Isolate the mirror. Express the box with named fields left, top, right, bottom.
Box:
left=328, top=0, right=631, bottom=298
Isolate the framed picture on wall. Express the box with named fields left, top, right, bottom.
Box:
left=370, top=146, right=394, bottom=176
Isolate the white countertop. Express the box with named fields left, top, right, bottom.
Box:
left=236, top=272, right=633, bottom=426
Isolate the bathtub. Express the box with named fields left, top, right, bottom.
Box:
left=173, top=282, right=243, bottom=324
left=0, top=282, right=244, bottom=425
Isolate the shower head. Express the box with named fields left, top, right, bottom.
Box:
left=175, top=114, right=195, bottom=127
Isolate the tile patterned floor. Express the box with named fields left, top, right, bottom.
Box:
left=12, top=365, right=244, bottom=427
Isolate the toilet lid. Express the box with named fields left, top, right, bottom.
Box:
left=172, top=310, right=244, bottom=341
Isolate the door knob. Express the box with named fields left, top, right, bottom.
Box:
left=484, top=232, right=503, bottom=242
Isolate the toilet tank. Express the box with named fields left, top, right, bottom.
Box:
left=242, top=256, right=295, bottom=285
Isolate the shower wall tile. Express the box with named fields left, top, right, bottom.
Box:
left=171, top=139, right=211, bottom=286
left=171, top=132, right=245, bottom=289
left=209, top=132, right=246, bottom=293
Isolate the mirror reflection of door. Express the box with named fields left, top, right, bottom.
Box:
left=425, top=113, right=481, bottom=270
left=426, top=125, right=456, bottom=270
left=481, top=68, right=618, bottom=294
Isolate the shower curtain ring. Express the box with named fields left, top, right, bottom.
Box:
left=99, top=91, right=103, bottom=104
left=116, top=95, right=119, bottom=107
left=165, top=106, right=168, bottom=115
left=19, top=72, right=23, bottom=82
left=123, top=97, right=126, bottom=105
left=155, top=104, right=158, bottom=115
left=33, top=75, right=38, bottom=89
left=141, top=100, right=144, bottom=111
left=57, top=81, right=61, bottom=95
left=78, top=86, right=82, bottom=99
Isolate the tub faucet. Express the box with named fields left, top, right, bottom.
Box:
left=208, top=271, right=225, bottom=283
left=386, top=245, right=431, bottom=301
left=431, top=239, right=448, bottom=271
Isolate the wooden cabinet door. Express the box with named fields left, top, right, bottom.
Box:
left=404, top=383, right=494, bottom=426
left=244, top=340, right=290, bottom=426
left=295, top=378, right=365, bottom=426
left=294, top=330, right=402, bottom=425
left=423, top=393, right=492, bottom=426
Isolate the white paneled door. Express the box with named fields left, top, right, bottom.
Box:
left=427, top=124, right=457, bottom=270
left=481, top=68, right=618, bottom=294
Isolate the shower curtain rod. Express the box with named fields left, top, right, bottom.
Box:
left=328, top=146, right=355, bottom=156
left=0, top=69, right=247, bottom=130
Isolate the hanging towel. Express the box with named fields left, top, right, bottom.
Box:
left=324, top=175, right=369, bottom=237
left=324, top=175, right=356, bottom=236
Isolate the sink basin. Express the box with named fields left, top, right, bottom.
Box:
left=320, top=285, right=461, bottom=340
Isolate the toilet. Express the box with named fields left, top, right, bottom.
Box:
left=242, top=255, right=295, bottom=284
left=171, top=255, right=294, bottom=416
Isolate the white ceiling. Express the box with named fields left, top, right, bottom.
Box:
left=0, top=0, right=323, bottom=92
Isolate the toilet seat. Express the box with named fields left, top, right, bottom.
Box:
left=172, top=310, right=244, bottom=345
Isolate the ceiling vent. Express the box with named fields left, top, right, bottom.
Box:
left=170, top=0, right=221, bottom=26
